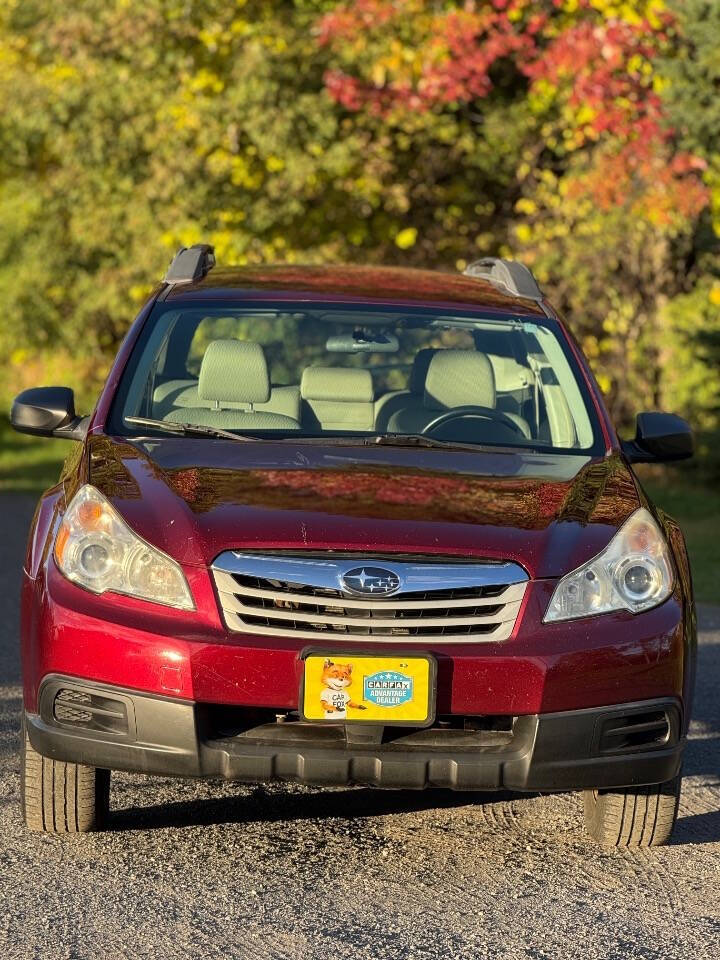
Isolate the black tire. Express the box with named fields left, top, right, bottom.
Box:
left=20, top=718, right=110, bottom=833
left=583, top=775, right=681, bottom=847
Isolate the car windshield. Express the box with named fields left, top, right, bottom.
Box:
left=111, top=301, right=603, bottom=454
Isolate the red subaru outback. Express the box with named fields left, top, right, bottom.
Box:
left=13, top=247, right=695, bottom=845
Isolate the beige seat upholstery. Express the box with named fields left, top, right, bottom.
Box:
left=384, top=349, right=531, bottom=439
left=301, top=366, right=375, bottom=431
left=166, top=407, right=299, bottom=430
left=153, top=380, right=199, bottom=412
left=374, top=348, right=438, bottom=431
left=154, top=379, right=300, bottom=420
left=197, top=340, right=270, bottom=406
left=165, top=340, right=299, bottom=431
left=423, top=350, right=496, bottom=410
left=153, top=344, right=301, bottom=422
left=378, top=350, right=494, bottom=434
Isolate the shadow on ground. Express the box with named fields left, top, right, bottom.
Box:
left=109, top=783, right=526, bottom=832
left=108, top=777, right=720, bottom=844
left=672, top=808, right=720, bottom=845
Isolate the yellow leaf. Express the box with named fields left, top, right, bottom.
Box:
left=395, top=227, right=417, bottom=249
left=10, top=348, right=28, bottom=366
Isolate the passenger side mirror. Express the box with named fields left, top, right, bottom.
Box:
left=621, top=412, right=693, bottom=464
left=10, top=387, right=89, bottom=442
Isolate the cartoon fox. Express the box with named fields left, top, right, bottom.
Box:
left=319, top=660, right=367, bottom=719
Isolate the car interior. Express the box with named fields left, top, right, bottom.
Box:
left=124, top=309, right=594, bottom=449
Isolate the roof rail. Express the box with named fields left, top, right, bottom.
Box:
left=463, top=257, right=543, bottom=302
left=164, top=244, right=216, bottom=284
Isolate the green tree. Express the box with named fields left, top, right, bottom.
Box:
left=0, top=0, right=717, bottom=446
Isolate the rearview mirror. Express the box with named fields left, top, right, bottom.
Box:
left=10, top=387, right=89, bottom=441
left=621, top=412, right=693, bottom=464
left=326, top=330, right=399, bottom=353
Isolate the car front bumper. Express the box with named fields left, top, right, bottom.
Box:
left=27, top=675, right=684, bottom=792
left=25, top=563, right=692, bottom=720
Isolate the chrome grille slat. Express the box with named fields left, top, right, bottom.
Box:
left=217, top=594, right=523, bottom=629
left=212, top=553, right=529, bottom=645
left=219, top=617, right=506, bottom=642
left=213, top=571, right=526, bottom=610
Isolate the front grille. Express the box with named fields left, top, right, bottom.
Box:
left=212, top=553, right=528, bottom=644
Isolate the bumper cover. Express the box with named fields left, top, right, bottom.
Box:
left=27, top=675, right=684, bottom=792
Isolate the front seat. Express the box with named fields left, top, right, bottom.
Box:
left=387, top=350, right=531, bottom=439
left=300, top=367, right=375, bottom=431
left=374, top=348, right=439, bottom=432
left=165, top=340, right=299, bottom=430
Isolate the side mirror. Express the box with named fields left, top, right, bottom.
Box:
left=10, top=387, right=89, bottom=442
left=621, top=412, right=694, bottom=464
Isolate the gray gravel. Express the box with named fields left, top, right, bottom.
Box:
left=0, top=494, right=718, bottom=960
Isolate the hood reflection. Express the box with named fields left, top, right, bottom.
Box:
left=86, top=436, right=641, bottom=577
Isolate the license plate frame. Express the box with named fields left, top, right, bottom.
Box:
left=300, top=649, right=436, bottom=727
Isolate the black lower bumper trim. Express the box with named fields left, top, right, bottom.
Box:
left=27, top=676, right=684, bottom=792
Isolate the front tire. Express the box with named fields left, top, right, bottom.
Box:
left=21, top=718, right=110, bottom=833
left=583, top=775, right=681, bottom=847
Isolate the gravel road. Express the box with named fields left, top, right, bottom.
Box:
left=0, top=494, right=718, bottom=960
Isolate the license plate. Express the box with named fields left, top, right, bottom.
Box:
left=301, top=652, right=435, bottom=725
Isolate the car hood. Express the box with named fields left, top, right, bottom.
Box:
left=84, top=435, right=641, bottom=579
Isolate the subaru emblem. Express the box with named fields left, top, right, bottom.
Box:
left=340, top=565, right=401, bottom=597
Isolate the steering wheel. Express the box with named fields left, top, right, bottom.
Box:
left=421, top=405, right=527, bottom=438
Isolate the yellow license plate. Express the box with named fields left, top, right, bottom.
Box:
left=302, top=653, right=435, bottom=725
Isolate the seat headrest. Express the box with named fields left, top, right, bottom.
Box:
left=198, top=341, right=271, bottom=404
left=301, top=367, right=374, bottom=403
left=424, top=350, right=496, bottom=410
left=409, top=348, right=439, bottom=395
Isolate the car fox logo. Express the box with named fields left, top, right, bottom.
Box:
left=319, top=660, right=367, bottom=719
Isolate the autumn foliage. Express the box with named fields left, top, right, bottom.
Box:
left=319, top=0, right=707, bottom=222
left=0, top=0, right=718, bottom=442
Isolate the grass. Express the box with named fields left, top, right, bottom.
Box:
left=0, top=415, right=69, bottom=494
left=1, top=415, right=717, bottom=602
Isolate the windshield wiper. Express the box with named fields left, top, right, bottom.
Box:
left=367, top=433, right=488, bottom=453
left=370, top=434, right=555, bottom=455
left=266, top=433, right=508, bottom=453
left=125, top=416, right=255, bottom=442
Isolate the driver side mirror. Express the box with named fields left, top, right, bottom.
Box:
left=10, top=387, right=89, bottom=442
left=621, top=412, right=693, bottom=464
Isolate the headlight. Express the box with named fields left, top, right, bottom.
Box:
left=544, top=508, right=673, bottom=623
left=54, top=484, right=194, bottom=610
